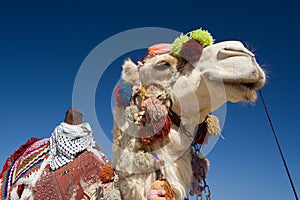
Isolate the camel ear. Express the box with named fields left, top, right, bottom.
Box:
left=121, top=59, right=140, bottom=86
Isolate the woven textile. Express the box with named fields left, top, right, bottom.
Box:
left=0, top=138, right=49, bottom=200
left=49, top=122, right=94, bottom=170
left=15, top=139, right=50, bottom=181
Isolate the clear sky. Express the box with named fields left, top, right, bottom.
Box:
left=0, top=1, right=299, bottom=199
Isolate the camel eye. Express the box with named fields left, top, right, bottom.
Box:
left=154, top=62, right=171, bottom=71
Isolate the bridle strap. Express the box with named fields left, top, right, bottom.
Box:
left=168, top=108, right=181, bottom=128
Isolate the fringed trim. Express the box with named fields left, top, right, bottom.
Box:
left=13, top=140, right=50, bottom=184
left=10, top=187, right=20, bottom=200
left=16, top=155, right=50, bottom=188
left=19, top=187, right=33, bottom=200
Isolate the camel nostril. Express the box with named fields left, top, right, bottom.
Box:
left=217, top=48, right=252, bottom=60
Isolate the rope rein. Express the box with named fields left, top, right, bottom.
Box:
left=259, top=90, right=299, bottom=200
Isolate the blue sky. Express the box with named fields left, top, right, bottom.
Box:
left=0, top=1, right=299, bottom=199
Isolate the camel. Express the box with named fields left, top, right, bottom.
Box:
left=111, top=29, right=265, bottom=199
left=0, top=28, right=265, bottom=200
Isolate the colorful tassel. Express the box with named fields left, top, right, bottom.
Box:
left=99, top=164, right=115, bottom=183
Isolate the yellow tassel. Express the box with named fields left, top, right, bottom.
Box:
left=205, top=115, right=221, bottom=137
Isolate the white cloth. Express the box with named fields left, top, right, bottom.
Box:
left=49, top=122, right=94, bottom=170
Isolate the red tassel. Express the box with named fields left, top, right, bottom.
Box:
left=156, top=115, right=172, bottom=139
left=139, top=115, right=172, bottom=146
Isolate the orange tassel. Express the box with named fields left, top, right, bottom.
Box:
left=99, top=165, right=114, bottom=183
left=163, top=180, right=175, bottom=200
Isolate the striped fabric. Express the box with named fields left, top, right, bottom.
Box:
left=0, top=138, right=50, bottom=200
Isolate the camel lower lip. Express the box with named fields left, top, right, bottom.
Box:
left=224, top=82, right=257, bottom=91
left=224, top=83, right=258, bottom=102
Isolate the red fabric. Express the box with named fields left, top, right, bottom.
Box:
left=147, top=43, right=171, bottom=56
left=34, top=151, right=106, bottom=200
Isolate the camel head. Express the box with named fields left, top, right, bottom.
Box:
left=120, top=30, right=265, bottom=129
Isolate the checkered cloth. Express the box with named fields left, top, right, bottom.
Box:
left=49, top=122, right=94, bottom=170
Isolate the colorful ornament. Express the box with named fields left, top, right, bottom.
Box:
left=171, top=28, right=214, bottom=62
left=171, top=34, right=190, bottom=58
left=189, top=28, right=214, bottom=47
left=99, top=164, right=115, bottom=183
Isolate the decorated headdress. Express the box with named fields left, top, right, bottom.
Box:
left=147, top=28, right=214, bottom=63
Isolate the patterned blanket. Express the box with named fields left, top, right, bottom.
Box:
left=0, top=138, right=50, bottom=199
left=0, top=137, right=109, bottom=200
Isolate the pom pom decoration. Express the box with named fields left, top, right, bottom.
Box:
left=138, top=97, right=172, bottom=145
left=171, top=28, right=214, bottom=62
left=114, top=82, right=132, bottom=108
left=189, top=28, right=214, bottom=47
left=99, top=164, right=115, bottom=183
left=170, top=34, right=190, bottom=58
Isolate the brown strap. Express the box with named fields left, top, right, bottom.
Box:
left=168, top=109, right=181, bottom=127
